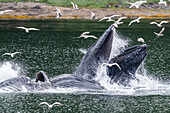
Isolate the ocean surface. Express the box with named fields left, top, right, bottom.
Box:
left=0, top=19, right=169, bottom=112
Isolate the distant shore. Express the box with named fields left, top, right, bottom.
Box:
left=0, top=2, right=170, bottom=20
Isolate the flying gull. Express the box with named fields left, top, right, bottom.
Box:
left=78, top=32, right=98, bottom=39
left=2, top=52, right=21, bottom=58
left=16, top=27, right=40, bottom=33
left=150, top=21, right=168, bottom=27
left=99, top=63, right=121, bottom=70
left=137, top=38, right=145, bottom=43
left=56, top=8, right=62, bottom=18
left=128, top=17, right=144, bottom=26
left=112, top=17, right=127, bottom=28
left=90, top=11, right=96, bottom=19
left=126, top=0, right=147, bottom=8
left=39, top=102, right=63, bottom=108
left=71, top=2, right=79, bottom=10
left=154, top=27, right=165, bottom=37
left=98, top=15, right=121, bottom=22
left=158, top=0, right=167, bottom=6
left=0, top=10, right=14, bottom=14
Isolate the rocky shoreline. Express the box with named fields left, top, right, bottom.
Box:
left=0, top=2, right=170, bottom=20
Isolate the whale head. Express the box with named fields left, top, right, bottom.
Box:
left=107, top=44, right=147, bottom=85
left=76, top=25, right=116, bottom=79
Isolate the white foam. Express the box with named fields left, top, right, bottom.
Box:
left=0, top=62, right=19, bottom=83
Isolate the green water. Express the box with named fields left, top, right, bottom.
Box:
left=0, top=19, right=169, bottom=112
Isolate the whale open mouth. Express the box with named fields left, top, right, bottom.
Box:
left=76, top=25, right=116, bottom=79
left=107, top=44, right=147, bottom=85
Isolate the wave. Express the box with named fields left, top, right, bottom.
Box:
left=0, top=62, right=19, bottom=83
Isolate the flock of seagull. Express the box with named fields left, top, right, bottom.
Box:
left=0, top=0, right=169, bottom=109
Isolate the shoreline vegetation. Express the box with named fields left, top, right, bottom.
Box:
left=0, top=1, right=170, bottom=20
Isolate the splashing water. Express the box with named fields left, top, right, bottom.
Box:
left=0, top=62, right=20, bottom=83
left=109, top=28, right=129, bottom=60
left=95, top=29, right=170, bottom=96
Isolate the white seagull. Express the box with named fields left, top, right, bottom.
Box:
left=158, top=0, right=167, bottom=6
left=71, top=2, right=79, bottom=10
left=39, top=102, right=63, bottom=108
left=56, top=8, right=62, bottom=18
left=2, top=52, right=21, bottom=58
left=78, top=32, right=98, bottom=39
left=99, top=63, right=121, bottom=70
left=112, top=17, right=127, bottom=28
left=137, top=38, right=145, bottom=43
left=0, top=10, right=14, bottom=14
left=128, top=17, right=144, bottom=26
left=154, top=27, right=165, bottom=37
left=150, top=21, right=168, bottom=27
left=126, top=0, right=147, bottom=8
left=16, top=27, right=40, bottom=33
left=90, top=11, right=96, bottom=19
left=98, top=15, right=121, bottom=22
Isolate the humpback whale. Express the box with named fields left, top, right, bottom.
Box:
left=0, top=25, right=147, bottom=92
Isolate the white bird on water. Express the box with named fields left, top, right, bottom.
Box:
left=154, top=27, right=165, bottom=37
left=90, top=11, right=96, bottom=19
left=39, top=102, right=63, bottom=108
left=78, top=32, right=98, bottom=39
left=128, top=17, right=144, bottom=26
left=71, top=2, right=79, bottom=10
left=2, top=52, right=21, bottom=58
left=98, top=15, right=121, bottom=22
left=0, top=10, right=14, bottom=14
left=150, top=21, right=168, bottom=27
left=56, top=8, right=62, bottom=18
left=137, top=38, right=145, bottom=43
left=158, top=0, right=167, bottom=6
left=99, top=63, right=121, bottom=70
left=126, top=0, right=147, bottom=8
left=16, top=27, right=40, bottom=33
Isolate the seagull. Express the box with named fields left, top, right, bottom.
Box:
left=56, top=8, right=62, bottom=18
left=150, top=21, right=168, bottom=27
left=137, top=38, right=145, bottom=43
left=2, top=52, right=21, bottom=58
left=71, top=2, right=79, bottom=10
left=158, top=0, right=167, bottom=6
left=0, top=10, right=14, bottom=14
left=78, top=32, right=98, bottom=39
left=16, top=27, right=40, bottom=33
left=98, top=15, right=121, bottom=22
left=126, top=0, right=147, bottom=8
left=115, top=17, right=127, bottom=24
left=128, top=17, right=144, bottom=26
left=99, top=63, right=121, bottom=70
left=78, top=48, right=87, bottom=54
left=112, top=17, right=127, bottom=28
left=39, top=102, right=63, bottom=108
left=154, top=27, right=165, bottom=37
left=90, top=11, right=96, bottom=19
